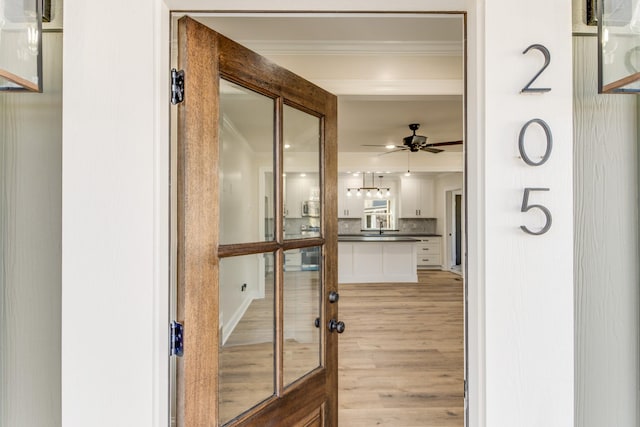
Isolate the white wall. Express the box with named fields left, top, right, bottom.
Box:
left=61, top=1, right=574, bottom=427
left=573, top=35, right=640, bottom=427
left=0, top=30, right=62, bottom=427
left=480, top=0, right=574, bottom=425
left=219, top=118, right=261, bottom=244
left=219, top=254, right=260, bottom=343
left=219, top=120, right=263, bottom=339
left=62, top=1, right=170, bottom=427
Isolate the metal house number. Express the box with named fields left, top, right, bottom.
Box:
left=519, top=44, right=552, bottom=235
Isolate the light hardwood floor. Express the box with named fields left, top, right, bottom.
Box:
left=219, top=270, right=322, bottom=424
left=218, top=270, right=464, bottom=426
left=338, top=270, right=464, bottom=427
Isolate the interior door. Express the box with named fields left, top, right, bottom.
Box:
left=175, top=17, right=339, bottom=427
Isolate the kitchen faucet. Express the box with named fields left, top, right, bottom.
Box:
left=379, top=219, right=384, bottom=235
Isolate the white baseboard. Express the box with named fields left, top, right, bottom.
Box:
left=221, top=292, right=256, bottom=345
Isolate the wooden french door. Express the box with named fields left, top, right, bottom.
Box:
left=175, top=17, right=339, bottom=427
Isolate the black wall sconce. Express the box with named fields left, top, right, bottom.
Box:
left=593, top=0, right=640, bottom=93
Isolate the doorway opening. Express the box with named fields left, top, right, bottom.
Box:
left=446, top=189, right=463, bottom=274
left=170, top=11, right=468, bottom=427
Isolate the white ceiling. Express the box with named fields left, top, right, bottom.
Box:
left=191, top=13, right=464, bottom=170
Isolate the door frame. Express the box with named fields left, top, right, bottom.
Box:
left=164, top=4, right=484, bottom=427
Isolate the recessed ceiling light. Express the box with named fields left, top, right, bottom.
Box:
left=353, top=172, right=360, bottom=177
left=284, top=144, right=291, bottom=149
left=300, top=173, right=306, bottom=177
left=385, top=144, right=395, bottom=149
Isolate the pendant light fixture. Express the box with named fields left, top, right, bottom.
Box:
left=346, top=172, right=391, bottom=198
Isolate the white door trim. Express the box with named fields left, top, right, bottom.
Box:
left=158, top=2, right=485, bottom=427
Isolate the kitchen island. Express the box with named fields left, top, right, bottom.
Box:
left=338, top=235, right=418, bottom=283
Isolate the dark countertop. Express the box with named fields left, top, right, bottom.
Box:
left=338, top=233, right=442, bottom=237
left=338, top=235, right=420, bottom=242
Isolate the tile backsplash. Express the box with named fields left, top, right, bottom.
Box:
left=397, top=218, right=436, bottom=234
left=338, top=218, right=361, bottom=234
left=338, top=218, right=436, bottom=234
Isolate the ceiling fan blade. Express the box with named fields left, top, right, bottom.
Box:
left=420, top=147, right=444, bottom=154
left=425, top=140, right=463, bottom=147
left=377, top=148, right=407, bottom=156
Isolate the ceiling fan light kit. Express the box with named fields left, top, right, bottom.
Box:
left=403, top=123, right=427, bottom=151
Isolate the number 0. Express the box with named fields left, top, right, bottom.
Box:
left=518, top=118, right=552, bottom=166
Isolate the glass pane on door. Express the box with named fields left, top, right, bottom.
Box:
left=219, top=252, right=275, bottom=424
left=283, top=247, right=322, bottom=387
left=219, top=78, right=275, bottom=245
left=283, top=105, right=321, bottom=240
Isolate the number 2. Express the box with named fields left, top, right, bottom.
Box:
left=521, top=44, right=551, bottom=93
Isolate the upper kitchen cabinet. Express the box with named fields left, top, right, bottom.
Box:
left=282, top=104, right=321, bottom=221
left=337, top=176, right=364, bottom=218
left=284, top=173, right=319, bottom=218
left=399, top=176, right=435, bottom=218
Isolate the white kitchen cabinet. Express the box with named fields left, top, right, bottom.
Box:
left=284, top=177, right=302, bottom=218
left=338, top=241, right=417, bottom=283
left=337, top=176, right=364, bottom=218
left=399, top=176, right=435, bottom=218
left=285, top=174, right=318, bottom=218
left=284, top=249, right=302, bottom=271
left=415, top=236, right=442, bottom=269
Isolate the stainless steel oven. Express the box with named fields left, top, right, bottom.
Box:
left=301, top=247, right=320, bottom=271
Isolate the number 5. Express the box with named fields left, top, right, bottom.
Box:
left=520, top=188, right=552, bottom=235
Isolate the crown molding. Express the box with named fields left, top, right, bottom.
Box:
left=241, top=40, right=462, bottom=56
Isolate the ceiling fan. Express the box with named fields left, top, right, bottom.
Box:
left=363, top=123, right=463, bottom=154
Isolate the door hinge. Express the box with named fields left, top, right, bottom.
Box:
left=170, top=69, right=185, bottom=105
left=170, top=321, right=184, bottom=357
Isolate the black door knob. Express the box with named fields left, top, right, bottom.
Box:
left=328, top=319, right=345, bottom=334
left=328, top=291, right=339, bottom=303
left=314, top=317, right=320, bottom=328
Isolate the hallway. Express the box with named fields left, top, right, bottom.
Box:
left=338, top=271, right=464, bottom=426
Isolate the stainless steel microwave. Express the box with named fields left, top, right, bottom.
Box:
left=302, top=200, right=320, bottom=217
